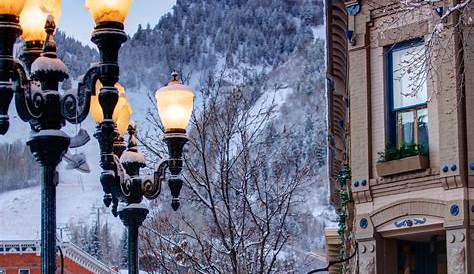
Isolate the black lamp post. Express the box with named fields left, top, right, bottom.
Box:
left=117, top=123, right=189, bottom=274
left=0, top=15, right=97, bottom=273
left=93, top=71, right=194, bottom=274
left=0, top=1, right=195, bottom=273
left=0, top=1, right=133, bottom=273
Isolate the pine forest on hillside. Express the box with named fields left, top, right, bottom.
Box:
left=0, top=0, right=332, bottom=273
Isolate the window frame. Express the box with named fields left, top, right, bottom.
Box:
left=385, top=38, right=428, bottom=147
left=18, top=269, right=30, bottom=274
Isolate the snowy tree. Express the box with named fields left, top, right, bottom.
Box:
left=120, top=229, right=129, bottom=269
left=89, top=220, right=102, bottom=260
left=366, top=0, right=474, bottom=95
left=100, top=222, right=114, bottom=265
left=138, top=67, right=327, bottom=273
left=118, top=0, right=324, bottom=89
left=0, top=141, right=40, bottom=193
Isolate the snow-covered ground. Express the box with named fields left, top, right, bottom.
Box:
left=0, top=176, right=123, bottom=240
left=0, top=104, right=128, bottom=240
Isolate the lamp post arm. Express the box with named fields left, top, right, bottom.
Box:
left=12, top=60, right=45, bottom=124
left=141, top=160, right=167, bottom=200
left=62, top=65, right=100, bottom=124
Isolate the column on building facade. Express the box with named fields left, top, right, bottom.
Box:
left=354, top=215, right=395, bottom=274
left=445, top=228, right=472, bottom=274
left=465, top=8, right=474, bottom=189
left=445, top=199, right=473, bottom=274
left=435, top=16, right=467, bottom=190
left=348, top=2, right=372, bottom=194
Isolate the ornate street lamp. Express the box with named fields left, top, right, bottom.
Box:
left=0, top=0, right=195, bottom=273
left=0, top=0, right=133, bottom=272
left=91, top=72, right=194, bottom=274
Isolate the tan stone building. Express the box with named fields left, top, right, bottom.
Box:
left=326, top=0, right=474, bottom=273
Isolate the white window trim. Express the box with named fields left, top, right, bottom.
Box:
left=18, top=268, right=30, bottom=274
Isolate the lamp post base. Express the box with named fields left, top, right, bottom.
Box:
left=119, top=205, right=149, bottom=274
left=27, top=130, right=70, bottom=274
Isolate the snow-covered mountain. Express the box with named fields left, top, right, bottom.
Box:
left=0, top=0, right=333, bottom=271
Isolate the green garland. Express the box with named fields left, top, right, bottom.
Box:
left=336, top=167, right=352, bottom=273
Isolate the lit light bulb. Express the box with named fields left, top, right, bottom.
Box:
left=90, top=81, right=133, bottom=137
left=0, top=0, right=27, bottom=17
left=116, top=100, right=132, bottom=137
left=20, top=0, right=61, bottom=42
left=155, top=81, right=194, bottom=133
left=85, top=0, right=133, bottom=24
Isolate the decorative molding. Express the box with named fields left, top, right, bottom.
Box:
left=377, top=20, right=429, bottom=47
left=450, top=204, right=460, bottom=216
left=0, top=241, right=39, bottom=255
left=326, top=0, right=349, bottom=207
left=360, top=218, right=369, bottom=229
left=394, top=217, right=427, bottom=228
left=371, top=171, right=442, bottom=198
left=441, top=175, right=464, bottom=189
left=370, top=199, right=446, bottom=229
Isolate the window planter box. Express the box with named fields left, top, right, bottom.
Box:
left=376, top=155, right=429, bottom=177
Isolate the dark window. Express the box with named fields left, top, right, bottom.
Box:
left=387, top=40, right=428, bottom=150
left=19, top=269, right=30, bottom=274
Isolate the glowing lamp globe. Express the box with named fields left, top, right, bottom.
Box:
left=155, top=75, right=194, bottom=133
left=0, top=0, right=27, bottom=16
left=85, top=0, right=133, bottom=24
left=116, top=99, right=132, bottom=137
left=90, top=81, right=132, bottom=136
left=20, top=0, right=61, bottom=42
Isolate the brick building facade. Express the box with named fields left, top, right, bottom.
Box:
left=326, top=0, right=474, bottom=273
left=0, top=241, right=118, bottom=274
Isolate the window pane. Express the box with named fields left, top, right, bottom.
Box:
left=417, top=108, right=429, bottom=151
left=392, top=43, right=427, bottom=109
left=398, top=111, right=415, bottom=146
left=19, top=270, right=30, bottom=274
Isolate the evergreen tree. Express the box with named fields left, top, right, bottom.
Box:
left=100, top=222, right=113, bottom=265
left=120, top=229, right=128, bottom=269
left=89, top=219, right=102, bottom=260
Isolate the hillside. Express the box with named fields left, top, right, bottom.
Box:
left=0, top=0, right=333, bottom=272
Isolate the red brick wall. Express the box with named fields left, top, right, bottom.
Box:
left=0, top=254, right=94, bottom=274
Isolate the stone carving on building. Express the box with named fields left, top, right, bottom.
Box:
left=450, top=246, right=465, bottom=274
left=394, top=217, right=427, bottom=228
left=363, top=257, right=375, bottom=274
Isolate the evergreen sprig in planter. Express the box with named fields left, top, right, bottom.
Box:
left=376, top=144, right=429, bottom=177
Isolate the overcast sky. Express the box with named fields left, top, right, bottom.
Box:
left=60, top=0, right=176, bottom=46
